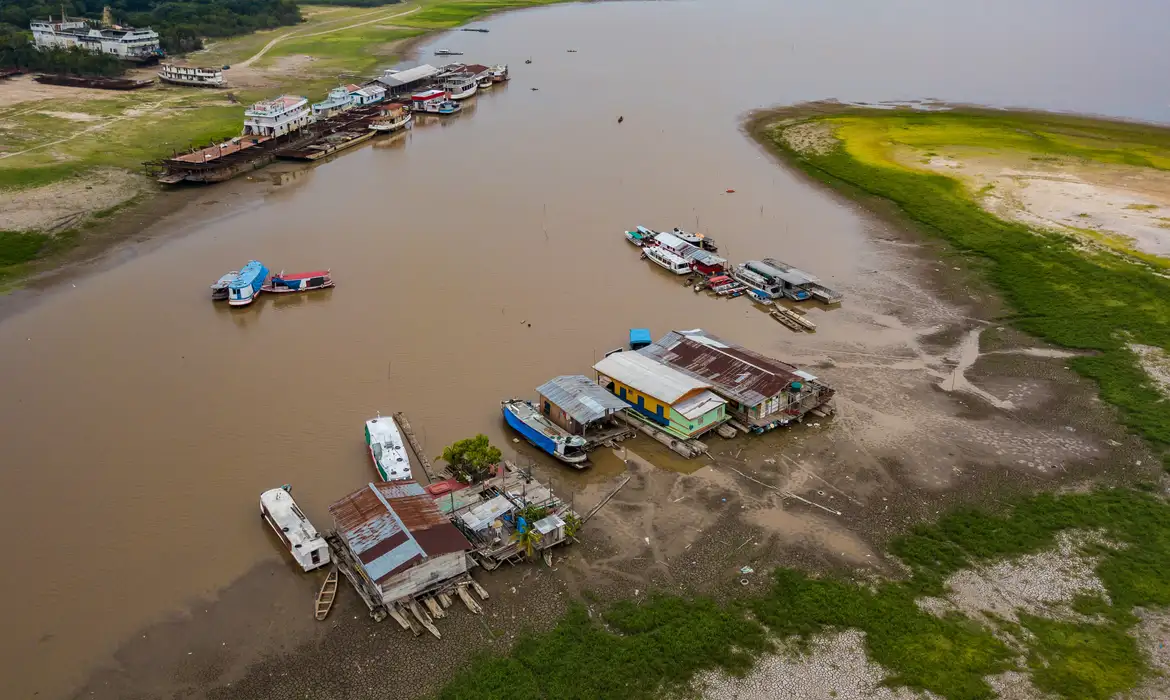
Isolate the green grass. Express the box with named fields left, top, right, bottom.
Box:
left=761, top=109, right=1170, bottom=450
left=259, top=26, right=424, bottom=73
left=0, top=230, right=51, bottom=267
left=397, top=0, right=565, bottom=29
left=436, top=488, right=1170, bottom=700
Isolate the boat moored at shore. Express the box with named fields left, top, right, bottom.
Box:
left=228, top=260, right=268, bottom=306
left=625, top=225, right=655, bottom=246
left=491, top=64, right=509, bottom=82
left=260, top=486, right=331, bottom=572
left=364, top=415, right=414, bottom=481
left=443, top=73, right=477, bottom=100
left=502, top=399, right=589, bottom=466
left=368, top=103, right=412, bottom=132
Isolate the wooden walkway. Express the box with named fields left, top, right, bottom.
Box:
left=393, top=412, right=438, bottom=483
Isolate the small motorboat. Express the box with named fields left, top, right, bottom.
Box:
left=211, top=270, right=240, bottom=301
left=624, top=225, right=655, bottom=247
left=315, top=567, right=338, bottom=621
left=434, top=49, right=463, bottom=56
left=260, top=270, right=334, bottom=294
left=365, top=414, right=414, bottom=481
left=437, top=100, right=462, bottom=115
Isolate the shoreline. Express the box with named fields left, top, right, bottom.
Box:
left=0, top=0, right=576, bottom=307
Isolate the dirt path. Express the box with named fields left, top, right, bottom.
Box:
left=238, top=5, right=422, bottom=67
left=0, top=95, right=186, bottom=161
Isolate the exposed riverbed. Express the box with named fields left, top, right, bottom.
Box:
left=3, top=1, right=1169, bottom=698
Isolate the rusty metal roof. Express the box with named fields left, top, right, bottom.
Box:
left=329, top=482, right=470, bottom=585
left=640, top=330, right=802, bottom=407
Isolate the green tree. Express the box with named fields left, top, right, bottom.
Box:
left=440, top=434, right=501, bottom=484
left=510, top=524, right=543, bottom=559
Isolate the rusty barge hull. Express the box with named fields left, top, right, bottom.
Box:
left=35, top=74, right=154, bottom=90
left=150, top=105, right=385, bottom=184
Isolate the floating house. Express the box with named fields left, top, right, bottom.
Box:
left=329, top=481, right=473, bottom=612
left=535, top=374, right=630, bottom=436
left=347, top=82, right=386, bottom=105
left=639, top=329, right=835, bottom=432
left=312, top=86, right=355, bottom=119
left=593, top=351, right=728, bottom=439
left=377, top=64, right=439, bottom=97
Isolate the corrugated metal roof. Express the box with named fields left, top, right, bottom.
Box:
left=330, top=482, right=470, bottom=585
left=674, top=390, right=726, bottom=419
left=593, top=352, right=710, bottom=404
left=378, top=64, right=438, bottom=87
left=640, top=330, right=802, bottom=406
left=536, top=375, right=629, bottom=424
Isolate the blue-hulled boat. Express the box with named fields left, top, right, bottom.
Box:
left=228, top=260, right=269, bottom=306
left=502, top=399, right=589, bottom=467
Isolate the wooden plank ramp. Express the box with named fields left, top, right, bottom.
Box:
left=315, top=567, right=339, bottom=621
left=393, top=412, right=438, bottom=483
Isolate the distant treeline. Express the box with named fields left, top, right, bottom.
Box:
left=0, top=0, right=303, bottom=60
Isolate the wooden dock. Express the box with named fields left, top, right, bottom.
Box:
left=393, top=412, right=438, bottom=484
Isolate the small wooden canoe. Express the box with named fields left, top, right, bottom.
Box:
left=315, top=567, right=338, bottom=621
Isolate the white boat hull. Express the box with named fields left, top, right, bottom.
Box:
left=369, top=114, right=412, bottom=132
left=449, top=84, right=477, bottom=100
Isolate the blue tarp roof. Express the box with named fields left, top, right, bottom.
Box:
left=630, top=328, right=652, bottom=345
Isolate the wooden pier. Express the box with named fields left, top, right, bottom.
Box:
left=393, top=412, right=438, bottom=483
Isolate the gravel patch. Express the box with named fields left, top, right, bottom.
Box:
left=778, top=121, right=839, bottom=156
left=916, top=530, right=1112, bottom=624
left=1130, top=343, right=1170, bottom=401
left=697, top=630, right=935, bottom=699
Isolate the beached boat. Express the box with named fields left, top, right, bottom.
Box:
left=501, top=399, right=589, bottom=467
left=260, top=486, right=331, bottom=572
left=315, top=567, right=338, bottom=621
left=434, top=48, right=463, bottom=56
left=643, top=246, right=692, bottom=275
left=625, top=225, right=655, bottom=246
left=364, top=415, right=414, bottom=481
left=260, top=269, right=334, bottom=294
left=491, top=64, right=509, bottom=82
left=368, top=103, right=412, bottom=132
left=228, top=260, right=268, bottom=306
left=211, top=270, right=240, bottom=300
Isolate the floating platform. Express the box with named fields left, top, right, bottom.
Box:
left=276, top=128, right=375, bottom=161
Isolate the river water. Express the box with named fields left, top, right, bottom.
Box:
left=2, top=0, right=1167, bottom=696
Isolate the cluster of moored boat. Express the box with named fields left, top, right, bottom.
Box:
left=210, top=260, right=334, bottom=306
left=625, top=225, right=844, bottom=306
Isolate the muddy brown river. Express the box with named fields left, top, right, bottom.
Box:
left=2, top=1, right=1168, bottom=697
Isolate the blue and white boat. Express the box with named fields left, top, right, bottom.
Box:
left=228, top=260, right=269, bottom=306
left=502, top=399, right=589, bottom=467
left=436, top=100, right=462, bottom=115
left=624, top=225, right=655, bottom=247
left=210, top=270, right=240, bottom=301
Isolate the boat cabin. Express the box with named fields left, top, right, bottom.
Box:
left=347, top=83, right=386, bottom=105
left=644, top=246, right=691, bottom=274
left=629, top=328, right=652, bottom=350
left=260, top=487, right=331, bottom=572
left=411, top=89, right=448, bottom=112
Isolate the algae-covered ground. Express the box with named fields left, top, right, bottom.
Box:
left=755, top=106, right=1170, bottom=457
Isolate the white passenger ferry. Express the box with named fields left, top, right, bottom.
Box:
left=244, top=95, right=313, bottom=138
left=31, top=16, right=162, bottom=62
